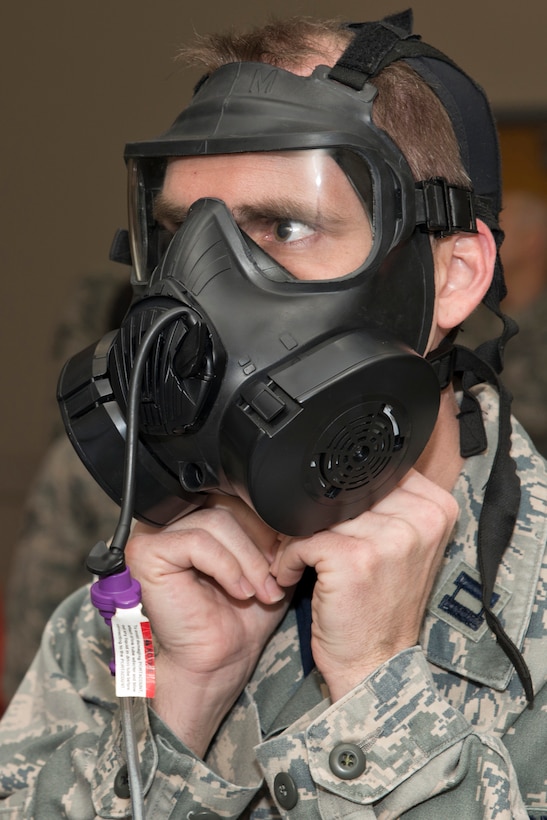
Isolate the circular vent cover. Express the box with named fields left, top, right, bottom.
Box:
left=311, top=402, right=403, bottom=497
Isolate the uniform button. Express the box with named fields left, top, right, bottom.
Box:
left=113, top=764, right=130, bottom=798
left=273, top=772, right=299, bottom=809
left=329, top=742, right=367, bottom=779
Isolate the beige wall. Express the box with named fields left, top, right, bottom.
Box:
left=1, top=0, right=546, bottom=582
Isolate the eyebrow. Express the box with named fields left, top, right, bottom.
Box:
left=234, top=199, right=324, bottom=226
left=153, top=192, right=350, bottom=230
left=153, top=193, right=190, bottom=227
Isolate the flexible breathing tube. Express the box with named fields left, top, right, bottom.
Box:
left=121, top=697, right=145, bottom=820
left=88, top=306, right=190, bottom=818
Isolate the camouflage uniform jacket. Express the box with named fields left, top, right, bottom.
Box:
left=1, top=385, right=546, bottom=819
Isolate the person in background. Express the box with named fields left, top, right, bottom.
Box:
left=1, top=13, right=546, bottom=818
left=2, top=274, right=130, bottom=701
left=462, top=190, right=547, bottom=454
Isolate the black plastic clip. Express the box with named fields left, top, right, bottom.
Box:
left=416, top=178, right=477, bottom=236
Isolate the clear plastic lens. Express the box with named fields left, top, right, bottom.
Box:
left=128, top=158, right=169, bottom=283
left=130, top=149, right=375, bottom=282
left=127, top=160, right=147, bottom=282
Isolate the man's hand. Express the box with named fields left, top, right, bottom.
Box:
left=125, top=470, right=458, bottom=751
left=271, top=469, right=459, bottom=701
left=125, top=495, right=288, bottom=757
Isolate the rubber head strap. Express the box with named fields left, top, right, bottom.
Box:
left=330, top=10, right=516, bottom=376
left=328, top=11, right=417, bottom=89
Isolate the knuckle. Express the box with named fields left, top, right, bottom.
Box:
left=200, top=506, right=231, bottom=529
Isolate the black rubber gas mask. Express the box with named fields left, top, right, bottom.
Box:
left=58, top=61, right=475, bottom=536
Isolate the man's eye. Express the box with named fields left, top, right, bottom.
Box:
left=273, top=219, right=315, bottom=243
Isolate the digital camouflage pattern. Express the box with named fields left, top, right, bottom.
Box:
left=3, top=435, right=120, bottom=700
left=0, top=385, right=546, bottom=818
left=3, top=271, right=130, bottom=700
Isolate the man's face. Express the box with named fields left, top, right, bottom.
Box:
left=154, top=150, right=374, bottom=281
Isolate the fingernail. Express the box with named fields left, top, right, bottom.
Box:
left=239, top=577, right=256, bottom=598
left=265, top=574, right=285, bottom=602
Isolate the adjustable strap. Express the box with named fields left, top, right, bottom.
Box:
left=431, top=342, right=533, bottom=703
left=329, top=11, right=416, bottom=90
left=475, top=263, right=520, bottom=375
left=329, top=10, right=461, bottom=93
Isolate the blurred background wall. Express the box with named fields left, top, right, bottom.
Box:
left=1, top=0, right=546, bottom=590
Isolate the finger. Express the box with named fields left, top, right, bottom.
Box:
left=128, top=506, right=285, bottom=604
left=203, top=494, right=281, bottom=561
left=270, top=532, right=323, bottom=587
left=330, top=469, right=458, bottom=539
left=128, top=527, right=250, bottom=599
left=273, top=481, right=457, bottom=588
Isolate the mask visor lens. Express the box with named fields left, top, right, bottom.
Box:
left=147, top=148, right=376, bottom=282
left=128, top=158, right=172, bottom=282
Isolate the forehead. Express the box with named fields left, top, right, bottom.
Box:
left=161, top=151, right=356, bottom=207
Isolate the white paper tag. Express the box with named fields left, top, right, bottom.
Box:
left=111, top=605, right=156, bottom=698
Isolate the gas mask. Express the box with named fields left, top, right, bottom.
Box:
left=58, top=61, right=476, bottom=538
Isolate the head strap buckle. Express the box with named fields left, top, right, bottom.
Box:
left=416, top=178, right=477, bottom=236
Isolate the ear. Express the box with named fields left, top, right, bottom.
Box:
left=434, top=219, right=496, bottom=333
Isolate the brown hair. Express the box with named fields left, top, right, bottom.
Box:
left=175, top=17, right=469, bottom=187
